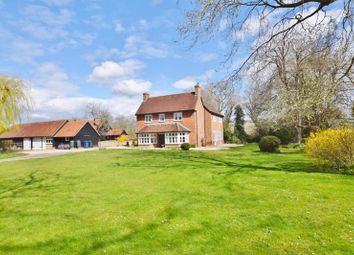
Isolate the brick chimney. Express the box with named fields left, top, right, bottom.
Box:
left=194, top=83, right=201, bottom=97
left=143, top=92, right=150, bottom=102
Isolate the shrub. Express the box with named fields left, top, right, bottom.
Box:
left=306, top=127, right=354, bottom=170
left=118, top=135, right=127, bottom=142
left=181, top=143, right=191, bottom=151
left=0, top=140, right=13, bottom=151
left=259, top=136, right=281, bottom=153
left=274, top=126, right=296, bottom=145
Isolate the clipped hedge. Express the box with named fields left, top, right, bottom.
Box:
left=306, top=127, right=354, bottom=170
left=181, top=143, right=191, bottom=151
left=259, top=136, right=281, bottom=153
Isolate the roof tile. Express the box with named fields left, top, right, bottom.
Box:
left=137, top=123, right=190, bottom=133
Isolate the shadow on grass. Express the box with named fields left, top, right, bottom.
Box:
left=182, top=153, right=338, bottom=175
left=0, top=198, right=204, bottom=255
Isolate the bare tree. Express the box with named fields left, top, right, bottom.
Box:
left=113, top=115, right=136, bottom=135
left=85, top=103, right=113, bottom=136
left=202, top=80, right=240, bottom=121
left=179, top=0, right=353, bottom=79
left=247, top=19, right=353, bottom=142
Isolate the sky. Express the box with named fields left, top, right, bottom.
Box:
left=0, top=0, right=238, bottom=122
left=0, top=1, right=344, bottom=122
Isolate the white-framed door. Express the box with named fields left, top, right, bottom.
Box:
left=23, top=138, right=32, bottom=150
left=32, top=138, right=43, bottom=150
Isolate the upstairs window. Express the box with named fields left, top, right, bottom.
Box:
left=145, top=115, right=152, bottom=123
left=159, top=113, right=165, bottom=123
left=173, top=112, right=183, bottom=121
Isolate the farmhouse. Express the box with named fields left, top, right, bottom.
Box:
left=136, top=84, right=224, bottom=147
left=0, top=119, right=100, bottom=150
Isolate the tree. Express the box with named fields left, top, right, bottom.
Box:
left=234, top=105, right=247, bottom=142
left=247, top=20, right=353, bottom=142
left=0, top=75, right=31, bottom=133
left=113, top=115, right=136, bottom=136
left=202, top=80, right=239, bottom=123
left=179, top=0, right=353, bottom=79
left=85, top=103, right=113, bottom=136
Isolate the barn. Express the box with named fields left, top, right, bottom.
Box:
left=0, top=119, right=101, bottom=150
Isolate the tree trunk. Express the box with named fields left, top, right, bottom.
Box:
left=296, top=114, right=302, bottom=143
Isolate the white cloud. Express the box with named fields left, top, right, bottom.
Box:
left=172, top=70, right=215, bottom=90
left=10, top=38, right=44, bottom=65
left=120, top=35, right=169, bottom=59
left=197, top=52, right=218, bottom=62
left=171, top=78, right=197, bottom=90
left=33, top=62, right=78, bottom=93
left=115, top=22, right=125, bottom=33
left=41, top=0, right=72, bottom=6
left=88, top=59, right=144, bottom=84
left=112, top=79, right=152, bottom=97
left=151, top=0, right=163, bottom=5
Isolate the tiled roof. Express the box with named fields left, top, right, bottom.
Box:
left=137, top=123, right=191, bottom=133
left=0, top=120, right=67, bottom=139
left=54, top=119, right=92, bottom=138
left=135, top=92, right=223, bottom=117
left=106, top=129, right=126, bottom=136
left=136, top=93, right=199, bottom=115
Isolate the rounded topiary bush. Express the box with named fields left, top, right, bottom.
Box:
left=181, top=143, right=191, bottom=151
left=259, top=136, right=281, bottom=153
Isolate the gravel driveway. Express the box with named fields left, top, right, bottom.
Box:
left=0, top=148, right=97, bottom=163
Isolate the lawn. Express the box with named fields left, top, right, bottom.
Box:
left=0, top=152, right=25, bottom=159
left=0, top=145, right=353, bottom=255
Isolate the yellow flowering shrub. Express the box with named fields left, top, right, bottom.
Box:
left=305, top=127, right=354, bottom=170
left=117, top=135, right=127, bottom=142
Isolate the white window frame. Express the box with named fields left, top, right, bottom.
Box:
left=165, top=132, right=189, bottom=144
left=158, top=113, right=165, bottom=123
left=138, top=133, right=157, bottom=144
left=145, top=115, right=153, bottom=123
left=45, top=137, right=53, bottom=145
left=173, top=112, right=183, bottom=121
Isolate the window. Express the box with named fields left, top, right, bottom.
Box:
left=145, top=115, right=152, bottom=123
left=45, top=137, right=53, bottom=145
left=165, top=132, right=189, bottom=144
left=138, top=133, right=157, bottom=144
left=65, top=137, right=70, bottom=142
left=212, top=131, right=217, bottom=143
left=212, top=116, right=217, bottom=122
left=159, top=113, right=165, bottom=123
left=173, top=112, right=183, bottom=121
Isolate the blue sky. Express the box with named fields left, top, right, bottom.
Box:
left=0, top=0, right=240, bottom=121
left=0, top=1, right=343, bottom=122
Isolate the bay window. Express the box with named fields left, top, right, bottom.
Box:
left=165, top=132, right=189, bottom=144
left=138, top=133, right=157, bottom=144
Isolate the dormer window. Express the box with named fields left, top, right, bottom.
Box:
left=145, top=115, right=152, bottom=123
left=173, top=112, right=183, bottom=121
left=159, top=113, right=165, bottom=123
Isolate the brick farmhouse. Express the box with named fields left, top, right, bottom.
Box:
left=135, top=84, right=224, bottom=147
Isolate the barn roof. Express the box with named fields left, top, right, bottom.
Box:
left=0, top=120, right=67, bottom=139
left=54, top=120, right=99, bottom=138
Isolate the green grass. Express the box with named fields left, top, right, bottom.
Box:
left=0, top=145, right=353, bottom=255
left=0, top=152, right=25, bottom=159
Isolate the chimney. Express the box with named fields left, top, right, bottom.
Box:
left=194, top=83, right=201, bottom=97
left=143, top=92, right=150, bottom=102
